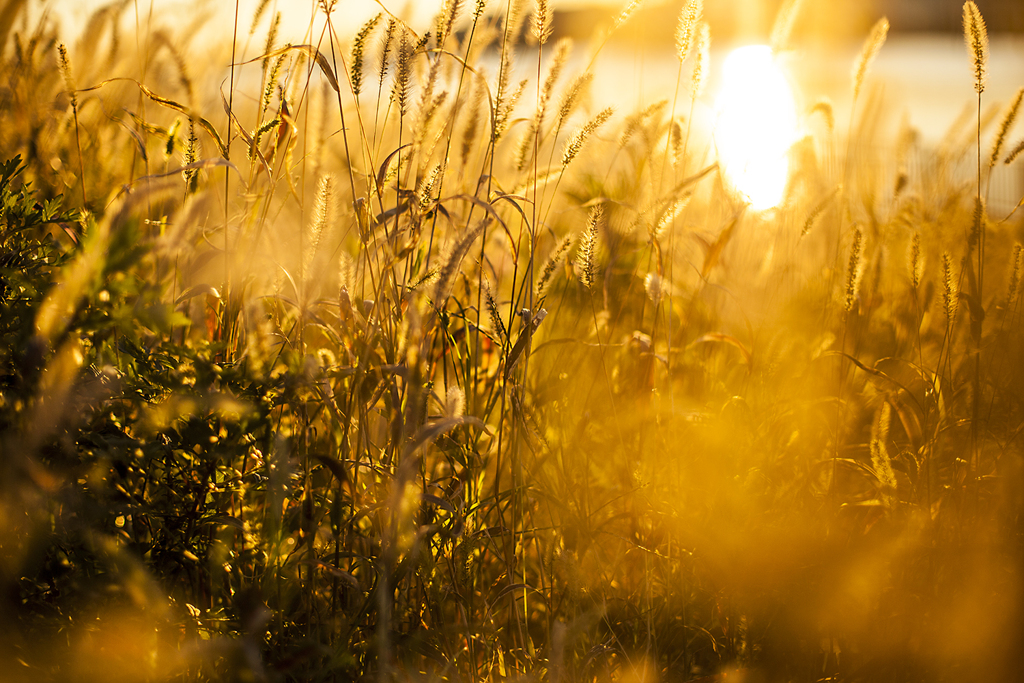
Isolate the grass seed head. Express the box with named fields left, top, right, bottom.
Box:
left=675, top=0, right=702, bottom=64
left=969, top=196, right=985, bottom=248
left=56, top=43, right=76, bottom=108
left=262, top=12, right=280, bottom=70
left=576, top=205, right=604, bottom=290
left=555, top=72, right=593, bottom=132
left=990, top=87, right=1023, bottom=167
left=963, top=1, right=988, bottom=94
left=852, top=17, right=889, bottom=103
left=461, top=78, right=486, bottom=167
left=532, top=0, right=553, bottom=45
left=613, top=0, right=645, bottom=31
left=484, top=276, right=508, bottom=346
left=250, top=0, right=271, bottom=34
left=909, top=232, right=922, bottom=289
left=437, top=0, right=464, bottom=46
left=845, top=227, right=864, bottom=312
left=1007, top=244, right=1023, bottom=308
left=770, top=0, right=804, bottom=54
left=1005, top=137, right=1024, bottom=165
left=562, top=107, right=613, bottom=167
left=378, top=18, right=397, bottom=90
left=690, top=22, right=710, bottom=99
left=942, top=252, right=959, bottom=322
left=305, top=174, right=336, bottom=277
left=392, top=28, right=412, bottom=116
left=537, top=234, right=574, bottom=299
left=351, top=13, right=382, bottom=98
left=182, top=119, right=199, bottom=191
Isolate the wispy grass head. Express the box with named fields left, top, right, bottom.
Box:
left=852, top=17, right=888, bottom=103
left=576, top=205, right=603, bottom=290
left=613, top=0, right=645, bottom=31
left=555, top=72, right=594, bottom=132
left=962, top=1, right=988, bottom=94
left=532, top=0, right=553, bottom=45
left=350, top=13, right=382, bottom=98
left=690, top=22, right=710, bottom=99
left=942, top=252, right=959, bottom=322
left=56, top=43, right=76, bottom=107
left=562, top=107, right=614, bottom=167
left=990, top=87, right=1023, bottom=167
left=770, top=0, right=804, bottom=53
left=844, top=226, right=864, bottom=312
left=674, top=0, right=702, bottom=64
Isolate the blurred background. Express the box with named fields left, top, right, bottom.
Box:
left=39, top=0, right=1024, bottom=209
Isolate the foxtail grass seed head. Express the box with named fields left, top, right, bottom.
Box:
left=909, top=232, right=922, bottom=289
left=379, top=18, right=397, bottom=89
left=537, top=234, right=574, bottom=299
left=654, top=195, right=690, bottom=239
left=963, top=1, right=988, bottom=94
left=434, top=220, right=487, bottom=304
left=532, top=0, right=553, bottom=45
left=990, top=87, right=1023, bottom=167
left=305, top=174, right=336, bottom=275
left=613, top=0, right=645, bottom=31
left=514, top=125, right=536, bottom=172
left=437, top=0, right=464, bottom=46
left=351, top=13, right=381, bottom=98
left=417, top=163, right=443, bottom=209
left=675, top=0, right=702, bottom=64
left=852, top=17, right=888, bottom=103
left=1005, top=138, right=1024, bottom=165
left=57, top=43, right=76, bottom=108
left=870, top=402, right=897, bottom=499
left=576, top=205, right=603, bottom=289
left=670, top=118, right=684, bottom=166
left=690, top=22, right=710, bottom=99
left=541, top=38, right=572, bottom=112
left=555, top=72, right=593, bottom=131
left=182, top=119, right=199, bottom=191
left=251, top=116, right=280, bottom=159
left=250, top=0, right=271, bottom=34
left=494, top=78, right=528, bottom=142
left=970, top=195, right=985, bottom=248
left=620, top=99, right=667, bottom=148
left=844, top=227, right=864, bottom=312
left=562, top=107, right=613, bottom=167
left=461, top=79, right=485, bottom=167
left=393, top=29, right=412, bottom=116
left=801, top=186, right=839, bottom=237
left=942, top=252, right=959, bottom=322
left=413, top=30, right=431, bottom=54
left=444, top=385, right=466, bottom=419
left=770, top=0, right=804, bottom=54
left=263, top=53, right=286, bottom=116
left=484, top=277, right=507, bottom=345
left=262, top=12, right=280, bottom=70
left=1007, top=244, right=1023, bottom=307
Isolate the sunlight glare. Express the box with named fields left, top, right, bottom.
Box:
left=714, top=45, right=799, bottom=211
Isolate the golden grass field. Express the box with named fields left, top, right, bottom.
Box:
left=1, top=0, right=1023, bottom=681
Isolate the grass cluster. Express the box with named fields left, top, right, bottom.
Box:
left=1, top=0, right=1023, bottom=681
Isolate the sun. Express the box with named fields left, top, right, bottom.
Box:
left=714, top=45, right=799, bottom=211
